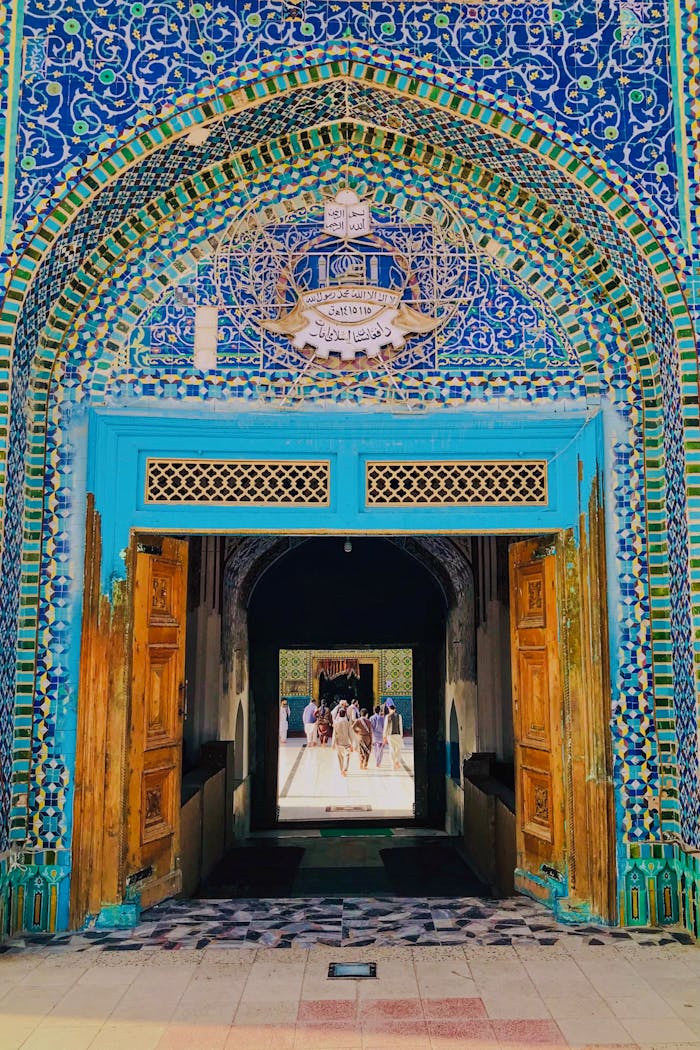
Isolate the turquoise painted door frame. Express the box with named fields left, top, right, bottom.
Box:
left=89, top=406, right=602, bottom=586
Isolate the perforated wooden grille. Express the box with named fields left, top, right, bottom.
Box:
left=365, top=460, right=547, bottom=506
left=145, top=458, right=330, bottom=505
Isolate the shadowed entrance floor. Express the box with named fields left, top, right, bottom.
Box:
left=197, top=834, right=488, bottom=899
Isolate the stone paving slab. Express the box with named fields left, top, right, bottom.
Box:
left=1, top=935, right=699, bottom=1050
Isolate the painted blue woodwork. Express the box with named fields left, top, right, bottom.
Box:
left=88, top=407, right=602, bottom=591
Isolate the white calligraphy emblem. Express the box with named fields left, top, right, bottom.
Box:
left=263, top=189, right=439, bottom=360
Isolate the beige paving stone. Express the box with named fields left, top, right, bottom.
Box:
left=153, top=1022, right=231, bottom=1049
left=574, top=945, right=632, bottom=959
left=332, top=948, right=420, bottom=962
left=241, top=963, right=305, bottom=1001
left=223, top=1023, right=296, bottom=1049
left=522, top=957, right=593, bottom=982
left=300, top=970, right=360, bottom=1000
left=362, top=1045, right=434, bottom=1050
left=131, top=966, right=199, bottom=987
left=358, top=1018, right=432, bottom=1049
left=233, top=999, right=299, bottom=1024
left=528, top=975, right=600, bottom=1000
left=88, top=1021, right=167, bottom=1050
left=109, top=990, right=184, bottom=1024
left=408, top=947, right=466, bottom=963
left=21, top=1021, right=103, bottom=1050
left=543, top=996, right=616, bottom=1020
left=196, top=951, right=257, bottom=973
left=587, top=974, right=657, bottom=999
left=76, top=964, right=145, bottom=990
left=575, top=957, right=641, bottom=977
left=472, top=974, right=541, bottom=999
left=0, top=984, right=66, bottom=1016
left=463, top=945, right=521, bottom=962
left=170, top=999, right=239, bottom=1026
left=356, top=962, right=419, bottom=1001
left=30, top=959, right=92, bottom=983
left=650, top=980, right=700, bottom=1004
left=139, top=952, right=204, bottom=969
left=90, top=951, right=162, bottom=967
left=292, top=1019, right=363, bottom=1048
left=237, top=948, right=309, bottom=965
left=480, top=992, right=552, bottom=1020
left=636, top=1044, right=700, bottom=1050
left=413, top=970, right=479, bottom=1000
left=556, top=1015, right=638, bottom=1047
left=687, top=1019, right=700, bottom=1037
left=607, top=995, right=680, bottom=1019
left=53, top=982, right=129, bottom=1014
left=471, top=961, right=534, bottom=980
left=0, top=1019, right=40, bottom=1050
left=514, top=944, right=573, bottom=961
left=621, top=1017, right=700, bottom=1046
left=0, top=955, right=43, bottom=983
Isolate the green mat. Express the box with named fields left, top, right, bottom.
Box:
left=320, top=827, right=394, bottom=837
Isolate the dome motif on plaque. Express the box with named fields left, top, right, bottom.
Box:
left=212, top=188, right=477, bottom=376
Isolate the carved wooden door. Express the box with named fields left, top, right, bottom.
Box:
left=125, top=538, right=188, bottom=908
left=509, top=539, right=564, bottom=888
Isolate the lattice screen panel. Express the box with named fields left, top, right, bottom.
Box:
left=145, top=458, right=330, bottom=505
left=365, top=460, right=547, bottom=506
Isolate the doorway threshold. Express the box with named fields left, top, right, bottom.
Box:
left=319, top=827, right=393, bottom=837
left=251, top=826, right=447, bottom=838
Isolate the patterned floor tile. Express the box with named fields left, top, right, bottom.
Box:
left=0, top=896, right=693, bottom=954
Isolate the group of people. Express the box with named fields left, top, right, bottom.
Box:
left=278, top=697, right=404, bottom=775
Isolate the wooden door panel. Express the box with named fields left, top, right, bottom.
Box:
left=510, top=539, right=564, bottom=886
left=521, top=764, right=554, bottom=843
left=144, top=645, right=181, bottom=749
left=141, top=762, right=177, bottom=844
left=514, top=564, right=547, bottom=629
left=150, top=569, right=180, bottom=624
left=517, top=648, right=550, bottom=749
left=126, top=538, right=188, bottom=907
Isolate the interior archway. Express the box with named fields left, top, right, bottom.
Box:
left=246, top=537, right=448, bottom=828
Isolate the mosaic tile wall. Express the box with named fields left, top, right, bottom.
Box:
left=0, top=0, right=699, bottom=936
left=125, top=255, right=573, bottom=372
left=0, top=127, right=687, bottom=916
left=280, top=649, right=413, bottom=697
left=19, top=137, right=667, bottom=846
left=4, top=1, right=684, bottom=240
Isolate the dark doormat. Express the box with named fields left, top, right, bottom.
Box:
left=379, top=844, right=488, bottom=897
left=196, top=846, right=305, bottom=898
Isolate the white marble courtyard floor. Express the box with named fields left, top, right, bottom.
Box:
left=277, top=737, right=415, bottom=821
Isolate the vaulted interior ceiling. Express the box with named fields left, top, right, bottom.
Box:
left=224, top=536, right=472, bottom=619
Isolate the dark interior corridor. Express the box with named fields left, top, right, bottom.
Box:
left=197, top=831, right=488, bottom=899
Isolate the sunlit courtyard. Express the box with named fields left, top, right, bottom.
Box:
left=277, top=737, right=415, bottom=821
